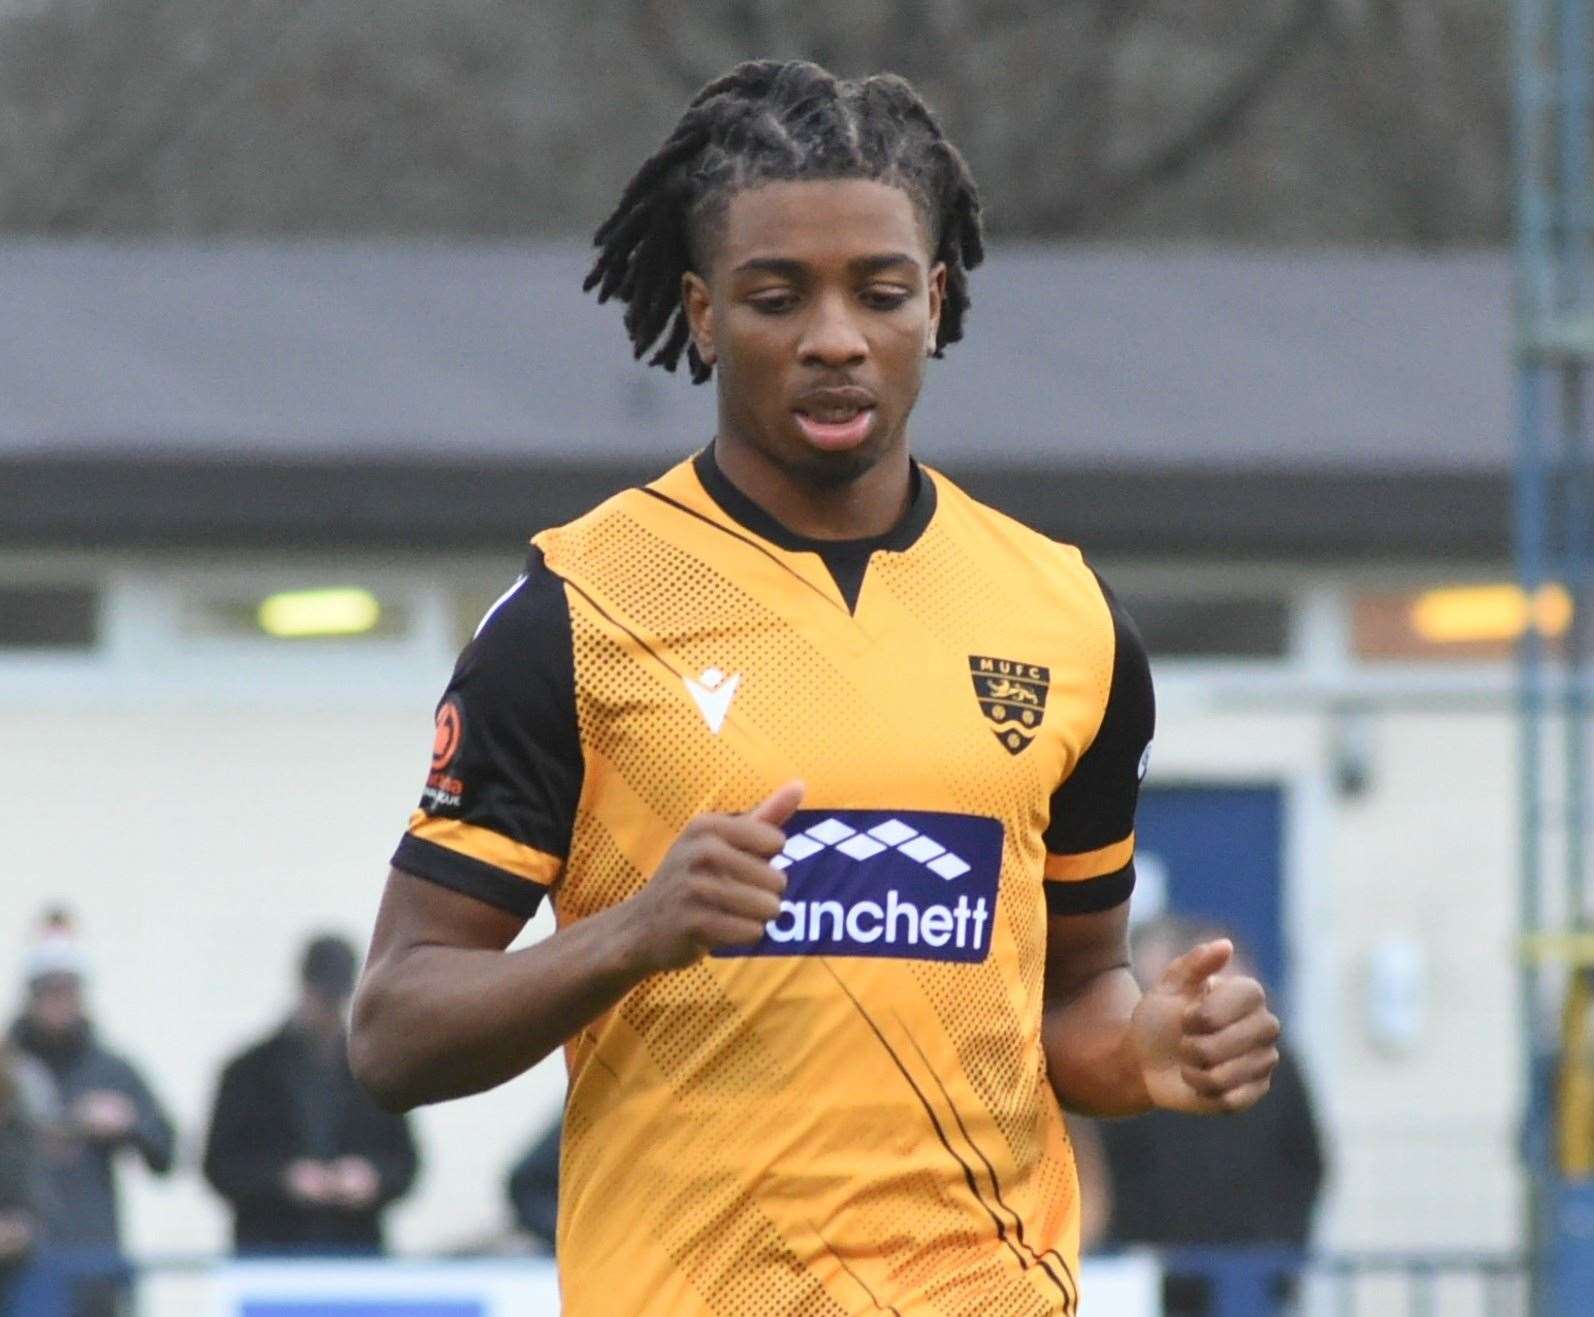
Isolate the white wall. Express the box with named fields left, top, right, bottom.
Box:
left=1324, top=710, right=1523, bottom=1249
left=3, top=701, right=566, bottom=1256
left=1153, top=687, right=1522, bottom=1251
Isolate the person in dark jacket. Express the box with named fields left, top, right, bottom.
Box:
left=1096, top=916, right=1326, bottom=1317
left=506, top=1114, right=561, bottom=1252
left=0, top=1044, right=52, bottom=1316
left=204, top=934, right=419, bottom=1254
left=10, top=911, right=175, bottom=1317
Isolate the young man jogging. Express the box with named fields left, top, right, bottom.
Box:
left=352, top=60, right=1280, bottom=1315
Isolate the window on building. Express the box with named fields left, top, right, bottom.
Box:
left=183, top=587, right=408, bottom=642
left=1353, top=583, right=1563, bottom=662
left=0, top=585, right=99, bottom=650
left=1124, top=594, right=1291, bottom=661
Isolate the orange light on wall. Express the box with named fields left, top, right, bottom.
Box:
left=1409, top=583, right=1572, bottom=645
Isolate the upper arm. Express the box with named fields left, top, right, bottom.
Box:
left=388, top=546, right=583, bottom=922
left=366, top=865, right=528, bottom=970
left=1043, top=903, right=1132, bottom=1005
left=1042, top=574, right=1154, bottom=919
left=114, top=1060, right=175, bottom=1170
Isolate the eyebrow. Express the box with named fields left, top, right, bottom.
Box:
left=731, top=252, right=921, bottom=278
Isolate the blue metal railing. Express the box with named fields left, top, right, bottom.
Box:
left=1, top=1245, right=1530, bottom=1317
left=1155, top=1247, right=1527, bottom=1317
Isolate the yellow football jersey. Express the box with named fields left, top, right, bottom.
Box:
left=393, top=447, right=1154, bottom=1316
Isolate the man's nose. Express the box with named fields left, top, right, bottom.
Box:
left=797, top=293, right=868, bottom=367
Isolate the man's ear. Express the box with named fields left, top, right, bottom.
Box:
left=925, top=261, right=948, bottom=355
left=681, top=272, right=716, bottom=366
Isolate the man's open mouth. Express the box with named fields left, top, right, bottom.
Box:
left=793, top=405, right=877, bottom=450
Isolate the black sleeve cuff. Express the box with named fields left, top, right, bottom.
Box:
left=1044, top=862, right=1136, bottom=917
left=392, top=834, right=548, bottom=919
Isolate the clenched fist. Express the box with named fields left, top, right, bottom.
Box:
left=619, top=782, right=804, bottom=973
left=1129, top=939, right=1281, bottom=1115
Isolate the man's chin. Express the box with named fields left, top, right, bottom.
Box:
left=780, top=422, right=902, bottom=491
left=788, top=444, right=876, bottom=490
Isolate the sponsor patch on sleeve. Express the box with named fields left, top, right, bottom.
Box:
left=422, top=697, right=466, bottom=811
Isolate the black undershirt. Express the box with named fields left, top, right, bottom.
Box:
left=692, top=443, right=937, bottom=613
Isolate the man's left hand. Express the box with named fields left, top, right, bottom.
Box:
left=1130, top=939, right=1280, bottom=1115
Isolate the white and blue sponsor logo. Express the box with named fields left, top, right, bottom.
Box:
left=716, top=809, right=1003, bottom=964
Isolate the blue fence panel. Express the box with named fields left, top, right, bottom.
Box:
left=2, top=1245, right=1534, bottom=1317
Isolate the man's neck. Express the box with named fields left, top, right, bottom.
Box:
left=711, top=433, right=912, bottom=542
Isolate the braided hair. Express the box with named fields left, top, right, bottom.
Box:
left=584, top=60, right=985, bottom=384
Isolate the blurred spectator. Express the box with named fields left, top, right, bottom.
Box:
left=203, top=934, right=418, bottom=1254
left=0, top=1043, right=52, bottom=1315
left=506, top=1114, right=561, bottom=1252
left=1095, top=915, right=1325, bottom=1317
left=9, top=910, right=174, bottom=1317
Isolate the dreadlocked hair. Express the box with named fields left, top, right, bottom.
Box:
left=584, top=60, right=985, bottom=384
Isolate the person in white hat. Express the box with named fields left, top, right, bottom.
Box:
left=10, top=909, right=174, bottom=1317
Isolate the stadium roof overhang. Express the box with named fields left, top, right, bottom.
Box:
left=0, top=452, right=1505, bottom=561
left=0, top=243, right=1511, bottom=562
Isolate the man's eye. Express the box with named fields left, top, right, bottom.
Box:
left=863, top=288, right=911, bottom=310
left=749, top=293, right=798, bottom=314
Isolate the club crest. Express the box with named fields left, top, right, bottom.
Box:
left=969, top=655, right=1050, bottom=755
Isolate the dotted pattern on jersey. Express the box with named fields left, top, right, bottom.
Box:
left=560, top=501, right=1059, bottom=1167
left=561, top=962, right=844, bottom=1314
left=874, top=531, right=1054, bottom=1168
left=551, top=508, right=883, bottom=774
left=834, top=1162, right=998, bottom=1303
left=921, top=1257, right=1069, bottom=1317
left=617, top=961, right=790, bottom=1096
left=564, top=1095, right=843, bottom=1316
left=623, top=965, right=844, bottom=1315
left=1025, top=1126, right=1080, bottom=1278
left=873, top=510, right=1110, bottom=1177
left=654, top=1168, right=847, bottom=1317
left=565, top=604, right=765, bottom=851
left=554, top=809, right=644, bottom=926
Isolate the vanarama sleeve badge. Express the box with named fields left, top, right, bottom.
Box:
left=424, top=696, right=465, bottom=810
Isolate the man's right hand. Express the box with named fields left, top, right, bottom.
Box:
left=618, top=781, right=804, bottom=973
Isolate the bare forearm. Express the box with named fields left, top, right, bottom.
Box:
left=351, top=903, right=649, bottom=1110
left=1042, top=966, right=1152, bottom=1118
left=352, top=790, right=800, bottom=1111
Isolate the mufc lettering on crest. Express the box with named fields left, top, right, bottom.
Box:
left=968, top=654, right=1050, bottom=756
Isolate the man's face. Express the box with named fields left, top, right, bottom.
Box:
left=301, top=986, right=351, bottom=1031
left=28, top=975, right=84, bottom=1036
left=683, top=178, right=946, bottom=489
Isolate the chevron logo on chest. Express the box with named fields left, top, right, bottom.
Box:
left=683, top=666, right=741, bottom=734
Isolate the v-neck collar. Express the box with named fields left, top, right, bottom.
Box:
left=691, top=442, right=937, bottom=613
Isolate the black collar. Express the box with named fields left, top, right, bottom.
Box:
left=692, top=442, right=936, bottom=560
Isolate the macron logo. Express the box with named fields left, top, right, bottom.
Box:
left=684, top=667, right=741, bottom=734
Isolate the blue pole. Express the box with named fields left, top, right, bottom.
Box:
left=1512, top=0, right=1554, bottom=1308
left=1555, top=0, right=1591, bottom=936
